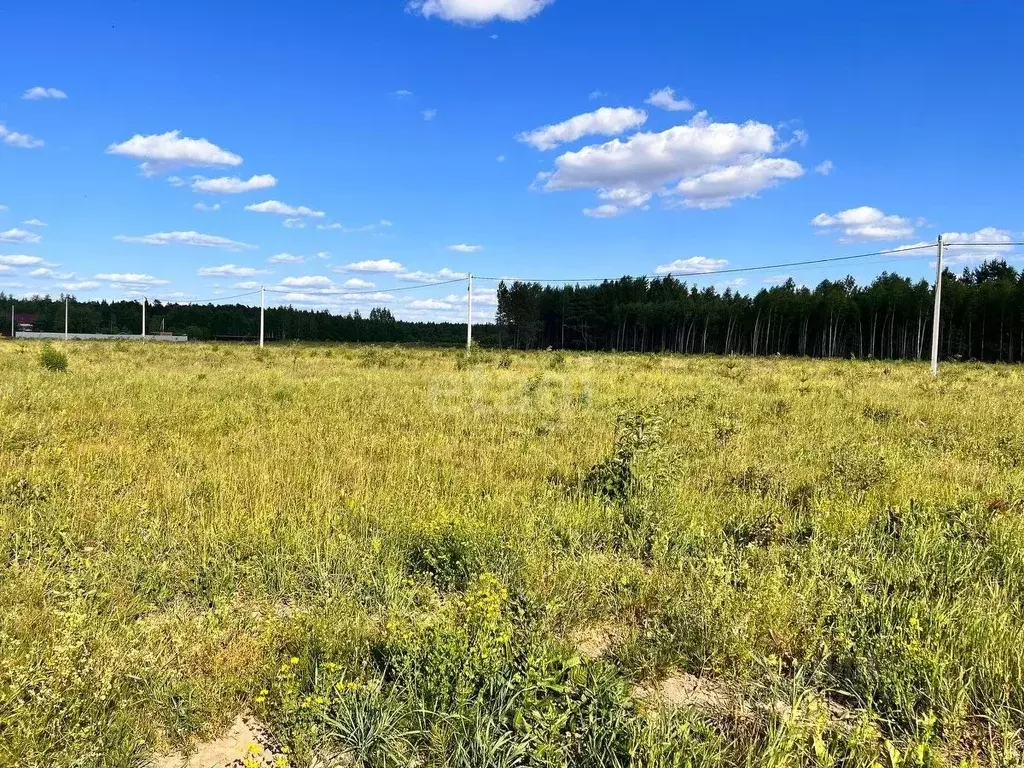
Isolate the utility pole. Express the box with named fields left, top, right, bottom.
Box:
left=260, top=286, right=265, bottom=348
left=64, top=297, right=69, bottom=340
left=931, top=235, right=943, bottom=377
left=466, top=274, right=473, bottom=351
left=142, top=297, right=147, bottom=339
left=10, top=304, right=14, bottom=339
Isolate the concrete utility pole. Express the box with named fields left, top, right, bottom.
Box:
left=142, top=297, right=147, bottom=339
left=931, top=235, right=944, bottom=377
left=260, top=286, right=265, bottom=348
left=10, top=304, right=14, bottom=339
left=466, top=274, right=473, bottom=351
left=64, top=298, right=69, bottom=340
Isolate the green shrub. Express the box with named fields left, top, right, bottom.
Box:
left=39, top=344, right=68, bottom=372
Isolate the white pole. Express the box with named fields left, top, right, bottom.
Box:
left=466, top=274, right=473, bottom=351
left=142, top=297, right=147, bottom=339
left=930, top=235, right=943, bottom=377
left=10, top=304, right=14, bottom=339
left=260, top=286, right=265, bottom=348
left=64, top=297, right=69, bottom=340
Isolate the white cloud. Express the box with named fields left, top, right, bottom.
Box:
left=0, top=254, right=44, bottom=265
left=193, top=202, right=221, bottom=212
left=280, top=275, right=333, bottom=288
left=544, top=112, right=774, bottom=191
left=396, top=267, right=468, bottom=283
left=0, top=123, right=44, bottom=149
left=60, top=281, right=100, bottom=291
left=283, top=218, right=306, bottom=229
left=0, top=228, right=42, bottom=244
left=814, top=160, right=834, bottom=176
left=654, top=256, right=729, bottom=275
left=339, top=259, right=404, bottom=273
left=519, top=107, right=647, bottom=151
left=933, top=227, right=1015, bottom=265
left=23, top=218, right=48, bottom=227
left=777, top=128, right=809, bottom=151
left=245, top=200, right=325, bottom=218
left=192, top=174, right=277, bottom=194
left=343, top=278, right=375, bottom=289
left=645, top=87, right=693, bottom=112
left=316, top=251, right=331, bottom=259
left=198, top=264, right=270, bottom=277
left=422, top=109, right=438, bottom=121
left=408, top=298, right=455, bottom=310
left=408, top=0, right=553, bottom=23
left=583, top=204, right=623, bottom=219
left=23, top=87, right=67, bottom=100
left=394, top=89, right=414, bottom=97
left=167, top=176, right=186, bottom=187
left=762, top=274, right=793, bottom=285
left=812, top=206, right=915, bottom=241
left=29, top=267, right=74, bottom=279
left=95, top=272, right=169, bottom=286
left=317, top=219, right=390, bottom=233
left=269, top=253, right=305, bottom=264
left=538, top=111, right=803, bottom=214
left=107, top=130, right=242, bottom=175
left=496, top=155, right=506, bottom=163
left=448, top=243, right=483, bottom=253
left=235, top=281, right=262, bottom=290
left=588, top=90, right=606, bottom=100
left=344, top=291, right=394, bottom=302
left=115, top=231, right=256, bottom=250
left=669, top=157, right=804, bottom=209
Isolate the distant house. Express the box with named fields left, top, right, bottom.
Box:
left=2, top=313, right=38, bottom=336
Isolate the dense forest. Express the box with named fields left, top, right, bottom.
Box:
left=0, top=296, right=499, bottom=347
left=3, top=259, right=1023, bottom=362
left=496, top=260, right=1024, bottom=363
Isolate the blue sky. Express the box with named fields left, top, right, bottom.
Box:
left=1, top=0, right=1021, bottom=321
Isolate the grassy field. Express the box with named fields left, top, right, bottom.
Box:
left=3, top=341, right=1024, bottom=767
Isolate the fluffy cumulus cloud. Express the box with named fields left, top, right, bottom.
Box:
left=408, top=0, right=553, bottom=23
left=193, top=202, right=220, bottom=212
left=583, top=186, right=652, bottom=218
left=519, top=107, right=647, bottom=151
left=339, top=259, right=405, bottom=274
left=396, top=267, right=468, bottom=283
left=269, top=252, right=305, bottom=264
left=235, top=281, right=262, bottom=290
left=670, top=157, right=804, bottom=209
left=198, top=264, right=270, bottom=277
left=0, top=254, right=44, bottom=266
left=448, top=243, right=483, bottom=253
left=539, top=111, right=803, bottom=214
left=23, top=87, right=67, bottom=100
left=107, top=131, right=242, bottom=175
left=23, top=218, right=48, bottom=227
left=645, top=87, right=693, bottom=112
left=115, top=231, right=256, bottom=250
left=343, top=278, right=375, bottom=289
left=192, top=174, right=277, bottom=194
left=29, top=267, right=74, bottom=279
left=280, top=275, right=333, bottom=288
left=0, top=123, right=44, bottom=149
left=0, top=228, right=42, bottom=244
left=95, top=272, right=169, bottom=286
left=811, top=206, right=915, bottom=241
left=245, top=200, right=325, bottom=218
left=654, top=256, right=729, bottom=275
left=895, top=227, right=1015, bottom=266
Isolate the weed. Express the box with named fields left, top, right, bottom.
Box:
left=39, top=344, right=68, bottom=372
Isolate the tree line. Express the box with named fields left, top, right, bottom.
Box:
left=496, top=259, right=1024, bottom=363
left=3, top=259, right=1022, bottom=362
left=0, top=296, right=499, bottom=347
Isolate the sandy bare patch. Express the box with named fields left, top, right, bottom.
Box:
left=633, top=671, right=733, bottom=712
left=152, top=715, right=276, bottom=768
left=572, top=622, right=627, bottom=660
